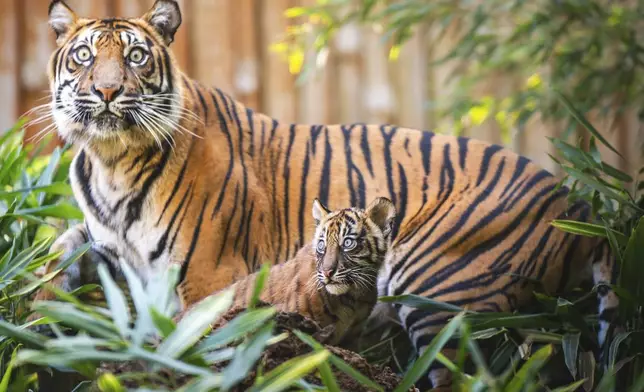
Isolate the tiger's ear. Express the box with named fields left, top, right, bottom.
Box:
left=365, top=197, right=397, bottom=238
left=143, top=0, right=182, bottom=45
left=48, top=1, right=77, bottom=45
left=312, top=199, right=330, bottom=226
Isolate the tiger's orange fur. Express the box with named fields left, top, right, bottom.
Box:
left=32, top=1, right=619, bottom=388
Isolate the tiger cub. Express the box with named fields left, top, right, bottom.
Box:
left=185, top=197, right=396, bottom=346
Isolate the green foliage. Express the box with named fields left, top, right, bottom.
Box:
left=278, top=0, right=644, bottom=136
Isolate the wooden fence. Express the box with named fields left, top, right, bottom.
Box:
left=0, top=0, right=641, bottom=176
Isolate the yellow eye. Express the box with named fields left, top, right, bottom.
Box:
left=128, top=48, right=147, bottom=64
left=74, top=46, right=92, bottom=63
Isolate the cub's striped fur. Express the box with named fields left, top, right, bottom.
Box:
left=183, top=197, right=396, bottom=345
left=32, top=1, right=618, bottom=388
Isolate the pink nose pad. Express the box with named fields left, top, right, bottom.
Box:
left=322, top=269, right=333, bottom=279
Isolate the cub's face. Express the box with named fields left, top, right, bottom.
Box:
left=312, top=198, right=397, bottom=296
left=46, top=0, right=183, bottom=145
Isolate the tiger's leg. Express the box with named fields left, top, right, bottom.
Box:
left=30, top=224, right=91, bottom=306
left=401, top=309, right=459, bottom=390
left=590, top=240, right=620, bottom=348
left=28, top=225, right=124, bottom=324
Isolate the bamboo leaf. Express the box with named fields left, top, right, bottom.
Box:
left=394, top=313, right=465, bottom=392
left=555, top=90, right=622, bottom=158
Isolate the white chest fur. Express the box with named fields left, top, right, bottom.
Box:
left=70, top=152, right=173, bottom=283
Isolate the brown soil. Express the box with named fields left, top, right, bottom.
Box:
left=94, top=304, right=417, bottom=391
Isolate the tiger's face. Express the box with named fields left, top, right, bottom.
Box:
left=312, top=197, right=397, bottom=296
left=46, top=0, right=183, bottom=146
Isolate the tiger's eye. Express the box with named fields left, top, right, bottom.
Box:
left=74, top=46, right=92, bottom=64
left=342, top=238, right=357, bottom=250
left=128, top=48, right=147, bottom=64
left=316, top=239, right=326, bottom=254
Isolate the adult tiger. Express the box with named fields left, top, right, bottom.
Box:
left=32, top=0, right=618, bottom=388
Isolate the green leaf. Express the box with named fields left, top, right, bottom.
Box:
left=249, top=263, right=270, bottom=309
left=562, top=332, right=580, bottom=378
left=0, top=319, right=48, bottom=348
left=506, top=345, right=553, bottom=392
left=293, top=330, right=384, bottom=392
left=465, top=313, right=561, bottom=329
left=630, top=369, right=644, bottom=392
left=32, top=301, right=120, bottom=339
left=394, top=313, right=465, bottom=392
left=619, top=217, right=644, bottom=311
left=561, top=166, right=633, bottom=207
left=221, top=321, right=276, bottom=390
left=379, top=294, right=464, bottom=313
left=97, top=263, right=131, bottom=338
left=555, top=90, right=622, bottom=158
left=15, top=202, right=84, bottom=220
left=196, top=307, right=277, bottom=354
left=0, top=182, right=73, bottom=199
left=608, top=331, right=632, bottom=369
left=96, top=373, right=125, bottom=392
left=248, top=351, right=330, bottom=392
left=157, top=289, right=233, bottom=359
left=552, top=379, right=588, bottom=392
left=150, top=307, right=176, bottom=339
left=0, top=345, right=20, bottom=392
left=550, top=220, right=628, bottom=245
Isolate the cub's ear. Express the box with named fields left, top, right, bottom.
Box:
left=312, top=199, right=330, bottom=225
left=365, top=197, right=397, bottom=238
left=142, top=0, right=182, bottom=45
left=48, top=0, right=77, bottom=45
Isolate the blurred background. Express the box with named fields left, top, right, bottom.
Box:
left=1, top=0, right=642, bottom=176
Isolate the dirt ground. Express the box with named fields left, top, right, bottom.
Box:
left=91, top=304, right=418, bottom=391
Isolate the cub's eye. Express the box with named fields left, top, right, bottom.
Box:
left=73, top=46, right=93, bottom=64
left=128, top=48, right=147, bottom=65
left=316, top=239, right=326, bottom=254
left=342, top=238, right=357, bottom=250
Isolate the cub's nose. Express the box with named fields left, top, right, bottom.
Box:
left=322, top=269, right=334, bottom=279
left=91, top=84, right=124, bottom=103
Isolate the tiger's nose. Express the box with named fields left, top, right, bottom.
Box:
left=322, top=269, right=334, bottom=279
left=92, top=84, right=124, bottom=103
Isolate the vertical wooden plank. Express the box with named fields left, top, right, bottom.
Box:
left=0, top=0, right=19, bottom=132
left=232, top=0, right=260, bottom=110
left=393, top=27, right=427, bottom=130
left=191, top=0, right=232, bottom=93
left=113, top=0, right=145, bottom=18
left=362, top=26, right=394, bottom=125
left=334, top=22, right=363, bottom=123
left=426, top=19, right=461, bottom=134
left=20, top=0, right=57, bottom=143
left=66, top=0, right=110, bottom=17
left=260, top=0, right=296, bottom=122
left=169, top=0, right=191, bottom=73
left=296, top=0, right=330, bottom=124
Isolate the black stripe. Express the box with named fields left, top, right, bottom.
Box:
left=283, top=125, right=297, bottom=258
left=178, top=194, right=210, bottom=284
left=210, top=91, right=235, bottom=219
left=457, top=136, right=468, bottom=170
left=360, top=124, right=375, bottom=177
left=157, top=139, right=194, bottom=224
left=150, top=182, right=194, bottom=262
left=475, top=144, right=503, bottom=186
left=298, top=142, right=312, bottom=251
left=318, top=127, right=333, bottom=209
left=216, top=185, right=241, bottom=266
left=124, top=145, right=172, bottom=231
